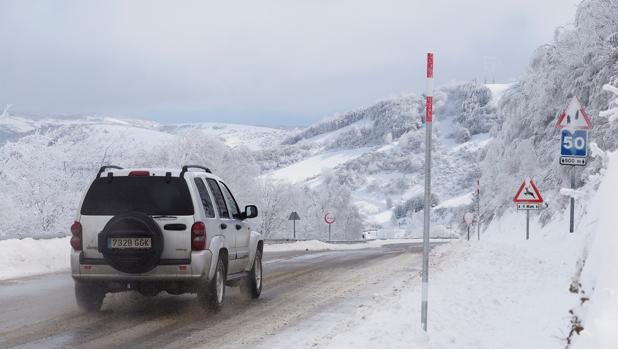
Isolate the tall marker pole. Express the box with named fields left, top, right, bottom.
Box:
left=477, top=179, right=480, bottom=240
left=421, top=52, right=433, bottom=332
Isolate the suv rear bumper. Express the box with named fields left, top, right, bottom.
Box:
left=71, top=250, right=212, bottom=281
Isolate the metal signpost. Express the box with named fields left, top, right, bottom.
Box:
left=463, top=212, right=476, bottom=241
left=288, top=211, right=300, bottom=239
left=513, top=180, right=544, bottom=240
left=421, top=52, right=433, bottom=332
left=324, top=213, right=336, bottom=241
left=556, top=96, right=592, bottom=233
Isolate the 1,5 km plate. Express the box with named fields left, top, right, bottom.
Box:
left=108, top=237, right=152, bottom=249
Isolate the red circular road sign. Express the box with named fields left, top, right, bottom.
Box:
left=463, top=212, right=476, bottom=225
left=324, top=212, right=336, bottom=224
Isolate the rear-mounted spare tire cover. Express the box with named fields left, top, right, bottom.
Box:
left=98, top=212, right=164, bottom=273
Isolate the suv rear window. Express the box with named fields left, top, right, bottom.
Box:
left=81, top=176, right=194, bottom=215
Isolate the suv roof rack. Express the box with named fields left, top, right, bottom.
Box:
left=180, top=165, right=212, bottom=178
left=97, top=165, right=123, bottom=178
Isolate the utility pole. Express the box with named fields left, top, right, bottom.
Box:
left=421, top=52, right=433, bottom=332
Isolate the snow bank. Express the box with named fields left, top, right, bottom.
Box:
left=316, top=217, right=583, bottom=348
left=0, top=237, right=70, bottom=280
left=264, top=239, right=441, bottom=253
left=573, top=150, right=618, bottom=348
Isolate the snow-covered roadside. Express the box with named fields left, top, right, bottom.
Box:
left=0, top=237, right=70, bottom=280
left=572, top=149, right=618, bottom=348
left=263, top=219, right=583, bottom=348
left=264, top=238, right=448, bottom=253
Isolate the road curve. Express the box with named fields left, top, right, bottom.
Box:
left=0, top=242, right=423, bottom=349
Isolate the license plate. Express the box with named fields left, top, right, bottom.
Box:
left=108, top=237, right=152, bottom=249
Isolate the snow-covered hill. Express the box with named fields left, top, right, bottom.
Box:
left=259, top=81, right=507, bottom=237
left=0, top=81, right=505, bottom=240
left=0, top=80, right=508, bottom=240
left=0, top=115, right=289, bottom=239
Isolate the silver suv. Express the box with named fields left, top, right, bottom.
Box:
left=70, top=165, right=263, bottom=312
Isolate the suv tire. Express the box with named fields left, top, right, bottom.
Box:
left=241, top=248, right=262, bottom=299
left=75, top=281, right=105, bottom=312
left=98, top=212, right=164, bottom=274
left=198, top=253, right=226, bottom=312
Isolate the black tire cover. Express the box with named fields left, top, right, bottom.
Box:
left=98, top=212, right=164, bottom=273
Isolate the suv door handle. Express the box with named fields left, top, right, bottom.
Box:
left=235, top=224, right=242, bottom=230
left=220, top=223, right=227, bottom=230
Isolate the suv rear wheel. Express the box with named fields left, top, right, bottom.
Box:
left=75, top=281, right=105, bottom=312
left=241, top=248, right=262, bottom=299
left=197, top=253, right=226, bottom=312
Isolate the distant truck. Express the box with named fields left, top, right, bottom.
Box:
left=361, top=230, right=378, bottom=240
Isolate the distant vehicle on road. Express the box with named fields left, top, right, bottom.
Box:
left=70, top=165, right=263, bottom=312
left=361, top=230, right=378, bottom=240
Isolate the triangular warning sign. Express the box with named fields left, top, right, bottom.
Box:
left=513, top=179, right=544, bottom=203
left=556, top=96, right=593, bottom=130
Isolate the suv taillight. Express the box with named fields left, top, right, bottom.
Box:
left=129, top=171, right=150, bottom=176
left=191, top=222, right=206, bottom=250
left=70, top=221, right=82, bottom=251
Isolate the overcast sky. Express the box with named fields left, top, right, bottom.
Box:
left=0, top=0, right=580, bottom=126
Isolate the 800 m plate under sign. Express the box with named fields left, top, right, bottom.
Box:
left=108, top=237, right=151, bottom=249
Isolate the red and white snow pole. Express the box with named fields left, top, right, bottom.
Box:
left=477, top=179, right=480, bottom=240
left=421, top=52, right=433, bottom=332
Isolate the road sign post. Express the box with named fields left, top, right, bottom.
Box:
left=324, top=213, right=335, bottom=241
left=463, top=212, right=476, bottom=241
left=513, top=179, right=544, bottom=240
left=556, top=96, right=592, bottom=234
left=288, top=212, right=301, bottom=239
left=421, top=52, right=433, bottom=332
left=526, top=210, right=530, bottom=240
left=570, top=168, right=575, bottom=233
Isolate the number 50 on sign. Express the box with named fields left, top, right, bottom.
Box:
left=560, top=129, right=587, bottom=166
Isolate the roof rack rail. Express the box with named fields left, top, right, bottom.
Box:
left=180, top=165, right=212, bottom=178
left=97, top=165, right=123, bottom=178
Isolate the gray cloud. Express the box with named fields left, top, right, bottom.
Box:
left=0, top=0, right=580, bottom=126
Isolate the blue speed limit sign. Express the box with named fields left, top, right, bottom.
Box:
left=560, top=129, right=588, bottom=166
left=560, top=129, right=587, bottom=156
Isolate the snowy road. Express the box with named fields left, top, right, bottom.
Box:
left=0, top=242, right=426, bottom=349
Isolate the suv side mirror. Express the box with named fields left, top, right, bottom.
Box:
left=244, top=205, right=258, bottom=219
